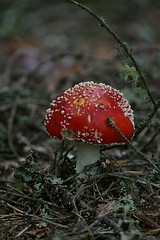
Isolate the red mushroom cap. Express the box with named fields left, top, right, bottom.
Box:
left=44, top=81, right=134, bottom=145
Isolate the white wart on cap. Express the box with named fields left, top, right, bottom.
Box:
left=45, top=81, right=134, bottom=145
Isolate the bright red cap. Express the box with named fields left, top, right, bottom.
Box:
left=44, top=81, right=134, bottom=145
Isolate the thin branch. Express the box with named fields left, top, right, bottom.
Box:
left=107, top=172, right=160, bottom=189
left=0, top=189, right=57, bottom=208
left=135, top=100, right=160, bottom=136
left=65, top=0, right=157, bottom=107
left=141, top=127, right=160, bottom=151
left=15, top=224, right=32, bottom=238
left=72, top=211, right=94, bottom=240
left=107, top=118, right=158, bottom=170
left=5, top=202, right=68, bottom=229
left=89, top=172, right=160, bottom=189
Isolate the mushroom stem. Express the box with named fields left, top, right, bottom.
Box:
left=75, top=142, right=100, bottom=176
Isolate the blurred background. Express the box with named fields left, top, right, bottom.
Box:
left=0, top=0, right=160, bottom=170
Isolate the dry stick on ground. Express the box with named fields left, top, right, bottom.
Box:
left=107, top=172, right=160, bottom=189
left=5, top=202, right=68, bottom=229
left=15, top=224, right=32, bottom=238
left=0, top=189, right=57, bottom=208
left=89, top=171, right=160, bottom=190
left=66, top=0, right=160, bottom=135
left=71, top=211, right=119, bottom=237
left=72, top=211, right=94, bottom=240
left=107, top=118, right=159, bottom=171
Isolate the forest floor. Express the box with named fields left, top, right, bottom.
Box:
left=0, top=1, right=160, bottom=239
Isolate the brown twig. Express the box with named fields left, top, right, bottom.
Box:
left=66, top=0, right=160, bottom=136
left=141, top=127, right=160, bottom=151
left=72, top=211, right=94, bottom=239
left=107, top=118, right=159, bottom=171
left=5, top=202, right=68, bottom=229
left=89, top=172, right=160, bottom=189
left=135, top=100, right=160, bottom=136
left=107, top=172, right=160, bottom=189
left=0, top=189, right=57, bottom=208
left=65, top=0, right=156, bottom=107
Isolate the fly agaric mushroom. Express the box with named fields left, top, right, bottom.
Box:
left=44, top=81, right=134, bottom=176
